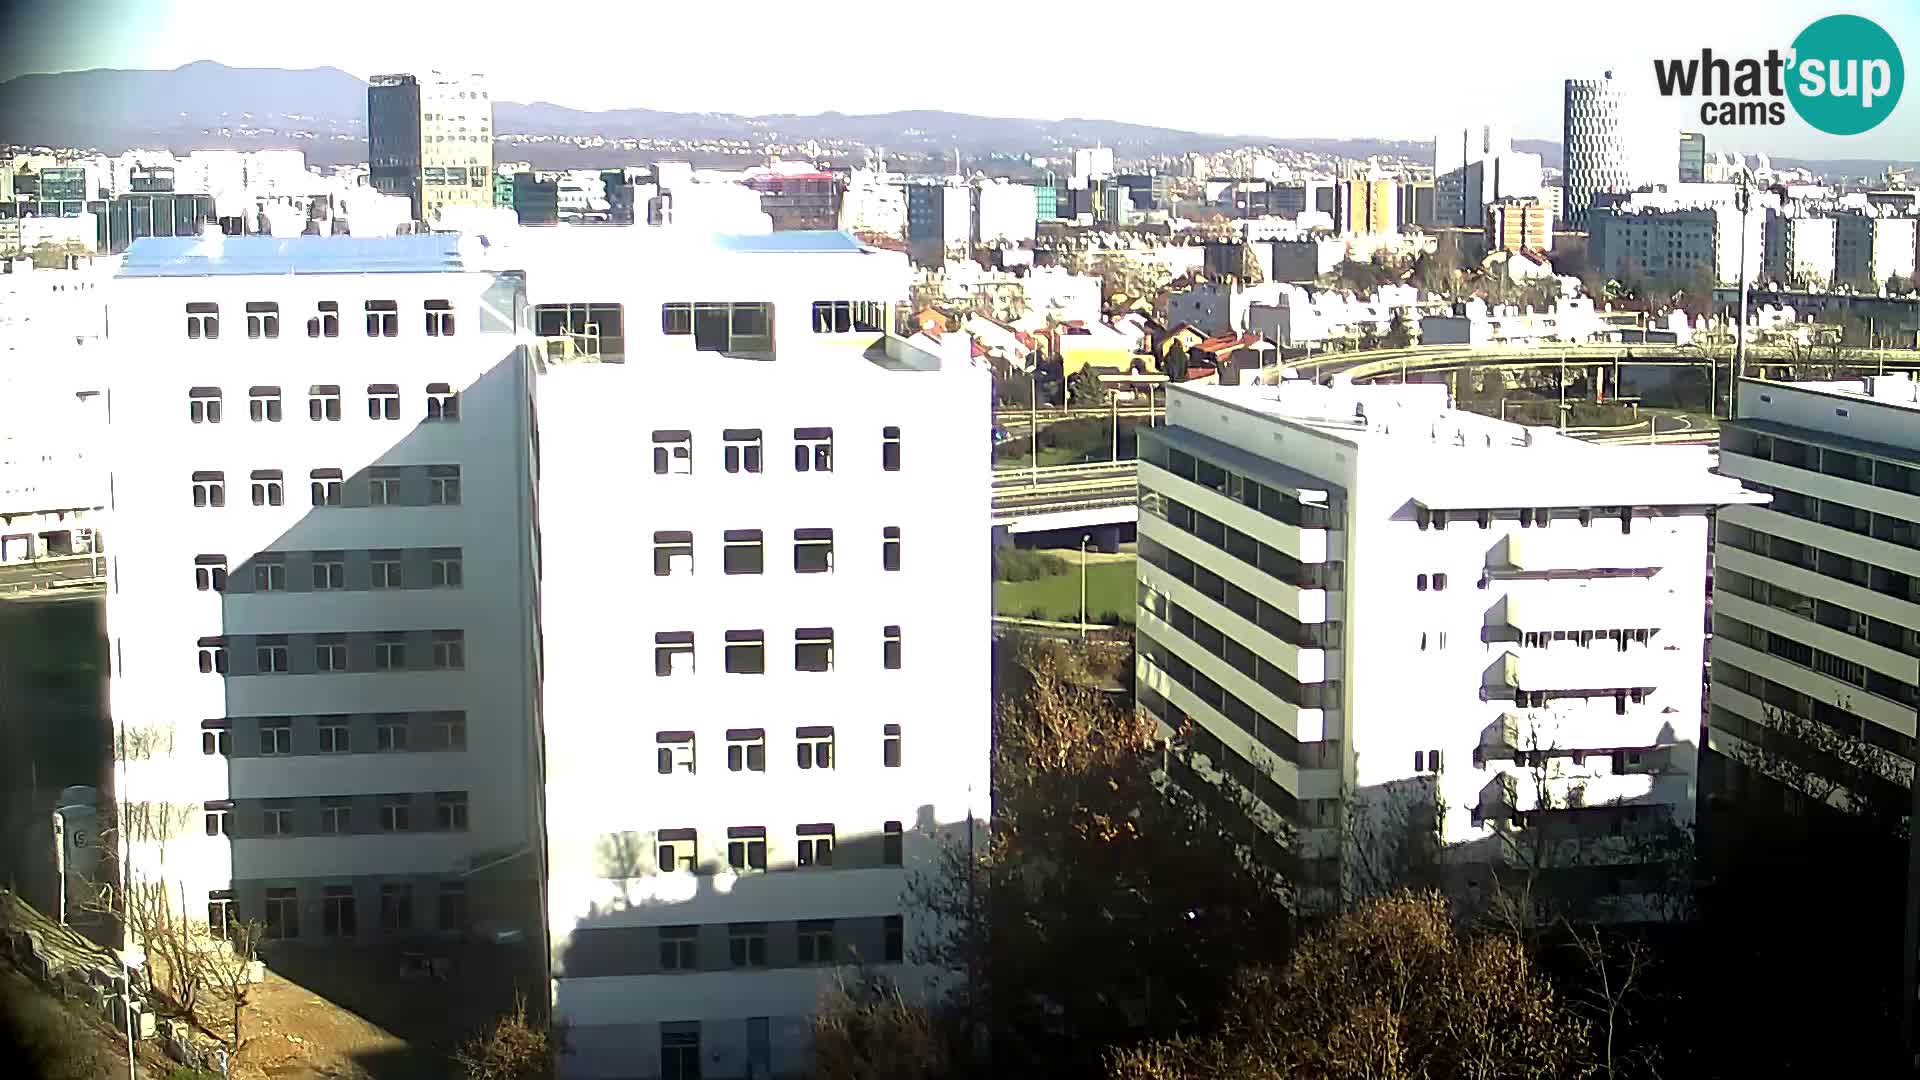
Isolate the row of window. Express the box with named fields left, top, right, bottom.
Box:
left=188, top=384, right=460, bottom=424
left=650, top=426, right=901, bottom=476
left=652, top=725, right=902, bottom=774
left=1503, top=687, right=1651, bottom=713
left=202, top=791, right=468, bottom=838
left=184, top=300, right=457, bottom=341
left=652, top=528, right=901, bottom=577
left=195, top=549, right=464, bottom=593
left=573, top=918, right=904, bottom=990
left=200, top=712, right=467, bottom=756
left=1415, top=505, right=1644, bottom=532
left=654, top=627, right=903, bottom=675
left=217, top=879, right=469, bottom=942
left=1143, top=494, right=1344, bottom=592
left=1137, top=540, right=1343, bottom=651
left=1138, top=433, right=1342, bottom=531
left=652, top=821, right=905, bottom=875
left=191, top=465, right=461, bottom=508
left=195, top=631, right=466, bottom=674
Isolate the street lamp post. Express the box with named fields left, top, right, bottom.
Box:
left=1732, top=173, right=1754, bottom=421
left=1079, top=535, right=1091, bottom=638
left=1029, top=366, right=1039, bottom=486
left=1111, top=390, right=1119, bottom=462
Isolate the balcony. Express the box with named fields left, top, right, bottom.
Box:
left=1503, top=588, right=1667, bottom=635
left=1494, top=530, right=1662, bottom=576
left=1498, top=647, right=1664, bottom=695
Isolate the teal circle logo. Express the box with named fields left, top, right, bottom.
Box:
left=1788, top=15, right=1904, bottom=135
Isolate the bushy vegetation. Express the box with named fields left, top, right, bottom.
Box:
left=992, top=547, right=1069, bottom=582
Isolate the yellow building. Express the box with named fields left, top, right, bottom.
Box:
left=1486, top=197, right=1553, bottom=254
left=1336, top=178, right=1399, bottom=236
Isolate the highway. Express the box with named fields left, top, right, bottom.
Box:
left=0, top=557, right=106, bottom=600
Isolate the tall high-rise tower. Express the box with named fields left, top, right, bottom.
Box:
left=368, top=71, right=494, bottom=223
left=1563, top=71, right=1676, bottom=229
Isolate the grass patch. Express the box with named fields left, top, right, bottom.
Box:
left=994, top=555, right=1137, bottom=625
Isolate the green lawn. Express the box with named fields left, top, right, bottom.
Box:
left=995, top=558, right=1138, bottom=625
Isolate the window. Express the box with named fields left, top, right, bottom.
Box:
left=435, top=791, right=469, bottom=831
left=797, top=824, right=835, bottom=868
left=881, top=526, right=901, bottom=572
left=264, top=888, right=299, bottom=940
left=657, top=731, right=695, bottom=775
left=365, top=300, right=399, bottom=337
left=256, top=642, right=290, bottom=673
left=883, top=723, right=903, bottom=767
left=1477, top=509, right=1491, bottom=529
left=661, top=1027, right=700, bottom=1080
left=371, top=554, right=402, bottom=589
left=883, top=626, right=902, bottom=671
left=189, top=387, right=222, bottom=424
left=795, top=627, right=834, bottom=672
left=248, top=386, right=283, bottom=422
left=361, top=467, right=400, bottom=505
left=726, top=729, right=766, bottom=772
left=310, top=469, right=343, bottom=506
left=659, top=925, right=697, bottom=971
left=380, top=798, right=412, bottom=832
left=812, top=300, right=855, bottom=333
left=431, top=550, right=464, bottom=587
left=380, top=883, right=413, bottom=931
left=200, top=721, right=230, bottom=756
left=245, top=301, right=279, bottom=339
left=185, top=301, right=220, bottom=340
left=308, top=385, right=342, bottom=422
left=426, top=382, right=460, bottom=421
left=794, top=427, right=833, bottom=472
left=429, top=466, right=461, bottom=505
left=884, top=914, right=904, bottom=963
left=432, top=631, right=465, bottom=670
left=656, top=829, right=697, bottom=873
left=194, top=555, right=228, bottom=592
left=653, top=531, right=694, bottom=576
left=719, top=530, right=763, bottom=575
left=322, top=885, right=356, bottom=937
left=1416, top=574, right=1428, bottom=592
left=367, top=384, right=401, bottom=420
left=727, top=826, right=768, bottom=873
left=312, top=553, right=345, bottom=590
left=435, top=712, right=467, bottom=750
left=723, top=429, right=762, bottom=474
left=374, top=636, right=407, bottom=671
left=318, top=718, right=350, bottom=753
left=662, top=302, right=693, bottom=335
left=197, top=637, right=228, bottom=674
left=794, top=529, right=834, bottom=573
left=424, top=299, right=455, bottom=336
left=259, top=719, right=291, bottom=755
left=263, top=804, right=293, bottom=836
left=1433, top=572, right=1448, bottom=591
left=307, top=301, right=340, bottom=338
left=207, top=892, right=234, bottom=940
left=438, top=881, right=467, bottom=931
left=683, top=300, right=773, bottom=354
left=725, top=630, right=766, bottom=674
left=536, top=303, right=626, bottom=362
left=203, top=802, right=231, bottom=837
left=652, top=430, right=693, bottom=475
left=253, top=556, right=286, bottom=591
left=883, top=821, right=904, bottom=865
left=320, top=799, right=351, bottom=833
left=882, top=426, right=901, bottom=472
left=729, top=923, right=768, bottom=967
left=316, top=636, right=348, bottom=672
left=796, top=920, right=835, bottom=965
left=796, top=726, right=834, bottom=769
left=192, top=471, right=225, bottom=508
left=377, top=717, right=409, bottom=751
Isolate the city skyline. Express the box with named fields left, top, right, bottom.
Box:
left=1, top=0, right=1915, bottom=160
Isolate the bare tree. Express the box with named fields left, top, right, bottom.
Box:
left=1564, top=925, right=1659, bottom=1080
left=813, top=970, right=952, bottom=1080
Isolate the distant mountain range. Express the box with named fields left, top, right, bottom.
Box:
left=0, top=62, right=1908, bottom=181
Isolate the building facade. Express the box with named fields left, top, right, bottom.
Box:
left=974, top=180, right=1038, bottom=245
left=1334, top=178, right=1398, bottom=237
left=1678, top=132, right=1707, bottom=185
left=1563, top=73, right=1677, bottom=229
left=905, top=184, right=971, bottom=254
left=1835, top=212, right=1919, bottom=292
left=1487, top=197, right=1553, bottom=254
left=1764, top=213, right=1838, bottom=290
left=369, top=72, right=494, bottom=222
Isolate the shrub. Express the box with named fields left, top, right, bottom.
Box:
left=993, top=548, right=1069, bottom=582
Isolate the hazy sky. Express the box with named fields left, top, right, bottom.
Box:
left=2, top=0, right=1915, bottom=159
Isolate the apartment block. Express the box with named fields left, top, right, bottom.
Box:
left=1835, top=212, right=1919, bottom=292
left=1486, top=197, right=1553, bottom=255
left=1764, top=213, right=1838, bottom=290
left=1136, top=381, right=1758, bottom=915
left=369, top=71, right=494, bottom=222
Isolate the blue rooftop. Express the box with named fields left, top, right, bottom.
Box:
left=713, top=231, right=869, bottom=254
left=117, top=235, right=473, bottom=278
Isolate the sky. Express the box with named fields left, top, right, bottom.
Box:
left=1, top=0, right=1916, bottom=160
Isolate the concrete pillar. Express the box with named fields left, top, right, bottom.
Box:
left=991, top=525, right=1012, bottom=550
left=1592, top=365, right=1606, bottom=403
left=1093, top=524, right=1121, bottom=554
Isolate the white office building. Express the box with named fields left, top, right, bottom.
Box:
left=1835, top=211, right=1919, bottom=292
left=974, top=180, right=1038, bottom=246
left=1764, top=212, right=1839, bottom=290
left=1563, top=72, right=1677, bottom=229
left=1435, top=123, right=1544, bottom=228
left=1136, top=380, right=1759, bottom=916
left=1588, top=197, right=1766, bottom=288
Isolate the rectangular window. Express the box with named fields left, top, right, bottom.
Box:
left=432, top=631, right=466, bottom=670
left=197, top=637, right=229, bottom=674
left=435, top=712, right=467, bottom=750
left=432, top=551, right=464, bottom=587
left=425, top=382, right=460, bottom=421
left=380, top=883, right=413, bottom=931
left=883, top=821, right=904, bottom=865
left=424, top=299, right=455, bottom=337
left=249, top=386, right=283, bottom=422
left=249, top=470, right=284, bottom=508
left=204, top=804, right=230, bottom=837
left=796, top=920, right=835, bottom=965
left=661, top=303, right=692, bottom=335
left=310, top=470, right=343, bottom=507
left=307, top=301, right=340, bottom=339
left=536, top=302, right=626, bottom=362
left=884, top=914, right=904, bottom=963
left=797, top=824, right=835, bottom=868
left=726, top=729, right=766, bottom=772
left=655, top=631, right=695, bottom=677
left=656, top=731, right=695, bottom=775
left=192, top=471, right=225, bottom=508
left=659, top=925, right=697, bottom=971
left=380, top=798, right=412, bottom=832
left=652, top=430, right=693, bottom=476
left=188, top=387, right=223, bottom=424
left=315, top=637, right=348, bottom=672
left=794, top=529, right=834, bottom=574
left=318, top=719, right=350, bottom=753
left=194, top=555, right=228, bottom=592
left=371, top=554, right=402, bottom=589
left=429, top=465, right=462, bottom=505
left=883, top=527, right=901, bottom=572
left=308, top=385, right=342, bottom=422
left=656, top=828, right=697, bottom=873
left=725, top=630, right=766, bottom=674
left=312, top=553, right=345, bottom=589
left=795, top=627, right=834, bottom=672
left=185, top=301, right=220, bottom=341
left=263, top=805, right=293, bottom=836
left=438, top=882, right=467, bottom=931
left=377, top=716, right=409, bottom=751
left=653, top=531, right=694, bottom=576
left=253, top=558, right=286, bottom=592
left=729, top=923, right=768, bottom=967
left=794, top=427, right=833, bottom=472
left=320, top=799, right=351, bottom=833
left=365, top=300, right=399, bottom=338
left=723, top=428, right=763, bottom=474
left=435, top=792, right=469, bottom=831
left=883, top=626, right=904, bottom=671
left=264, top=888, right=299, bottom=939
left=882, top=425, right=901, bottom=472
left=367, top=384, right=401, bottom=420
left=723, top=530, right=764, bottom=575
left=883, top=722, right=903, bottom=767
left=207, top=893, right=233, bottom=940
left=260, top=720, right=292, bottom=755
left=245, top=301, right=280, bottom=340
left=796, top=726, right=834, bottom=770
left=323, top=885, right=356, bottom=937
left=200, top=721, right=231, bottom=757
left=812, top=300, right=853, bottom=333
left=662, top=1028, right=700, bottom=1080
left=368, top=468, right=401, bottom=505
left=374, top=637, right=407, bottom=671
left=255, top=643, right=290, bottom=673
left=727, top=826, right=768, bottom=873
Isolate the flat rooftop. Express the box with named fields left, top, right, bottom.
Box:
left=1758, top=374, right=1920, bottom=414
